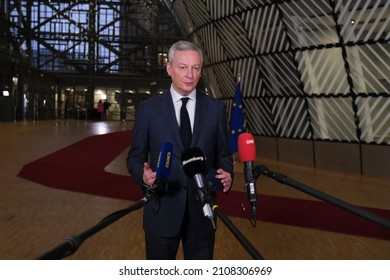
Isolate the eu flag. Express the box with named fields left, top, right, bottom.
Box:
left=229, top=82, right=245, bottom=154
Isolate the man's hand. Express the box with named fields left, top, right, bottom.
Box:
left=143, top=162, right=156, bottom=186
left=215, top=168, right=232, bottom=193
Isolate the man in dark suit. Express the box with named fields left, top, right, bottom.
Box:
left=126, top=40, right=233, bottom=260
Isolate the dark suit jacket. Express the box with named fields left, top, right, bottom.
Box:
left=127, top=89, right=233, bottom=238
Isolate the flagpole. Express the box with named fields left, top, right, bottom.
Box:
left=237, top=73, right=241, bottom=164
left=232, top=73, right=242, bottom=168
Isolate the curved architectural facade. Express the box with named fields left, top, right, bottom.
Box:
left=166, top=0, right=390, bottom=177
left=166, top=0, right=389, bottom=148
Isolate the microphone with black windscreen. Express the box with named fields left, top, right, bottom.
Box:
left=181, top=147, right=216, bottom=230
left=148, top=142, right=173, bottom=214
left=238, top=132, right=257, bottom=221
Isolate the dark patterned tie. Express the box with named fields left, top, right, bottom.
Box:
left=180, top=97, right=192, bottom=149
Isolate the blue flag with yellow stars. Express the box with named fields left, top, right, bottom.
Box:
left=229, top=82, right=245, bottom=154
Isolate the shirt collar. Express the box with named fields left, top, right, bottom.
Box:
left=170, top=85, right=196, bottom=103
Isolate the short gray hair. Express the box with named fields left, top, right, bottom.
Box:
left=168, top=40, right=203, bottom=65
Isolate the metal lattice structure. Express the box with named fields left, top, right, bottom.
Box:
left=1, top=0, right=180, bottom=76
left=0, top=0, right=185, bottom=121
left=166, top=0, right=390, bottom=145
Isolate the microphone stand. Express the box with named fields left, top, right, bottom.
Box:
left=254, top=165, right=390, bottom=230
left=36, top=196, right=150, bottom=260
left=213, top=205, right=265, bottom=260
left=201, top=191, right=265, bottom=260
left=193, top=186, right=216, bottom=230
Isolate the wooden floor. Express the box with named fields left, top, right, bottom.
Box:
left=0, top=120, right=389, bottom=260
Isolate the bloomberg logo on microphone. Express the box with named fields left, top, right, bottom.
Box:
left=182, top=156, right=204, bottom=166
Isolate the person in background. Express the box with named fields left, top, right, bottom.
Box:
left=126, top=40, right=233, bottom=260
left=97, top=100, right=104, bottom=120
left=103, top=100, right=111, bottom=120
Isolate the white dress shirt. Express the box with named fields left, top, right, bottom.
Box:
left=170, top=85, right=196, bottom=133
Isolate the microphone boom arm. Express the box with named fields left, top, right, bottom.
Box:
left=36, top=195, right=151, bottom=260
left=255, top=165, right=390, bottom=230
left=202, top=195, right=265, bottom=260
left=193, top=175, right=216, bottom=230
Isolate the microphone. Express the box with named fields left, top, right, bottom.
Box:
left=181, top=147, right=216, bottom=230
left=148, top=142, right=173, bottom=213
left=238, top=132, right=257, bottom=220
left=155, top=142, right=173, bottom=186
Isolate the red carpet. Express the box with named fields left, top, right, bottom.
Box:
left=18, top=131, right=390, bottom=240
left=18, top=131, right=143, bottom=200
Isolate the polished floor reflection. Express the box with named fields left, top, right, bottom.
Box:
left=0, top=120, right=389, bottom=260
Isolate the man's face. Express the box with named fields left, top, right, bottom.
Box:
left=166, top=50, right=202, bottom=96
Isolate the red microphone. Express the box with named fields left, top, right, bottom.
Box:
left=238, top=133, right=257, bottom=219
left=238, top=132, right=256, bottom=162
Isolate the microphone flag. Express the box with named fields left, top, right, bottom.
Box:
left=229, top=81, right=245, bottom=154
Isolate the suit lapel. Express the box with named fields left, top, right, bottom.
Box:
left=159, top=91, right=184, bottom=149
left=192, top=91, right=208, bottom=146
